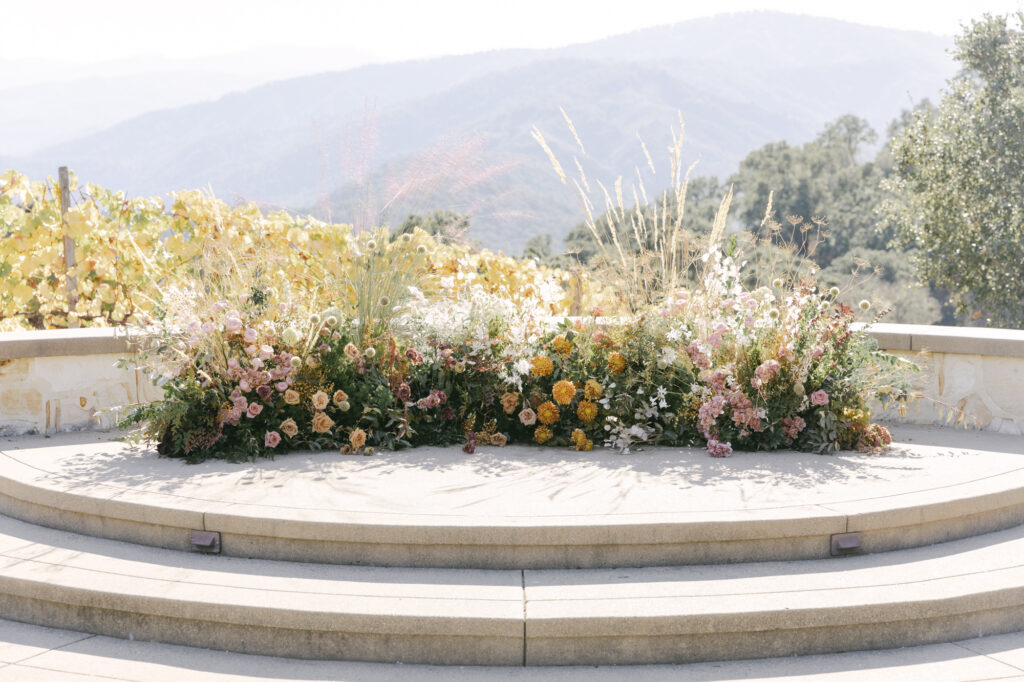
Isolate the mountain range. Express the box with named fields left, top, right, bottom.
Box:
left=2, top=12, right=955, bottom=254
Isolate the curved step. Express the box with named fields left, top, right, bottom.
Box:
left=1, top=426, right=1024, bottom=569
left=4, top=616, right=1024, bottom=680
left=3, top=513, right=1024, bottom=665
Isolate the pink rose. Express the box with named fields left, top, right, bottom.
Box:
left=264, top=431, right=281, bottom=448
left=243, top=328, right=258, bottom=344
left=225, top=317, right=242, bottom=332
left=810, top=390, right=829, bottom=406
left=519, top=407, right=537, bottom=426
left=246, top=402, right=263, bottom=418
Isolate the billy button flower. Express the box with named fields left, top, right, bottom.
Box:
left=607, top=351, right=627, bottom=374
left=552, top=379, right=576, bottom=405
left=534, top=425, right=553, bottom=444
left=530, top=355, right=554, bottom=377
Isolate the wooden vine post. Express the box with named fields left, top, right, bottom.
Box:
left=58, top=166, right=79, bottom=328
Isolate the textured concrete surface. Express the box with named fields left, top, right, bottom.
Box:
left=3, top=616, right=1024, bottom=680
left=5, top=502, right=1024, bottom=664
left=1, top=425, right=1023, bottom=567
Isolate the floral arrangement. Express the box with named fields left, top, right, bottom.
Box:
left=122, top=233, right=911, bottom=461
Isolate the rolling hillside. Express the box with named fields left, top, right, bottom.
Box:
left=6, top=12, right=954, bottom=254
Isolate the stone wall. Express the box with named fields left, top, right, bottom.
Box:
left=1, top=325, right=1023, bottom=436
left=0, top=329, right=160, bottom=435
left=868, top=324, right=1024, bottom=436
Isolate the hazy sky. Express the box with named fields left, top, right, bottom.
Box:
left=4, top=0, right=1023, bottom=66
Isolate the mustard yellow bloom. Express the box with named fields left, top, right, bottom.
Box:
left=537, top=400, right=560, bottom=425
left=530, top=355, right=554, bottom=376
left=584, top=379, right=603, bottom=400
left=607, top=351, right=627, bottom=374
left=534, top=425, right=553, bottom=444
left=500, top=392, right=520, bottom=414
left=551, top=334, right=573, bottom=356
left=576, top=400, right=598, bottom=424
left=552, top=379, right=576, bottom=405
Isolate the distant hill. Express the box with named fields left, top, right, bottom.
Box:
left=8, top=12, right=954, bottom=254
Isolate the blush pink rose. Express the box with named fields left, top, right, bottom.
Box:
left=810, top=390, right=830, bottom=406
left=264, top=431, right=281, bottom=448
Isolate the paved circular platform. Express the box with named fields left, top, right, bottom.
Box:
left=1, top=425, right=1023, bottom=568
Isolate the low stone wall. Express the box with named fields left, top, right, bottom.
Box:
left=0, top=329, right=160, bottom=435
left=867, top=324, right=1024, bottom=436
left=1, top=325, right=1023, bottom=436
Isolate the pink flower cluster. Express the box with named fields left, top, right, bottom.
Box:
left=781, top=416, right=806, bottom=445
left=416, top=388, right=448, bottom=410
left=707, top=439, right=733, bottom=457
left=751, top=359, right=781, bottom=390
left=728, top=390, right=763, bottom=434
left=686, top=342, right=712, bottom=370
left=697, top=395, right=727, bottom=438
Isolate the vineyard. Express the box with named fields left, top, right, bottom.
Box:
left=0, top=169, right=585, bottom=332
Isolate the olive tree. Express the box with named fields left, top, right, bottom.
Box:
left=883, top=13, right=1024, bottom=327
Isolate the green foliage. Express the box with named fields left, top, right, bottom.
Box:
left=883, top=13, right=1024, bottom=328
left=730, top=115, right=892, bottom=265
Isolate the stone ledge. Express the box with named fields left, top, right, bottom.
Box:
left=0, top=328, right=133, bottom=360
left=866, top=323, right=1024, bottom=358
left=3, top=324, right=1023, bottom=360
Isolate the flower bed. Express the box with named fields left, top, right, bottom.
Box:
left=123, top=239, right=911, bottom=461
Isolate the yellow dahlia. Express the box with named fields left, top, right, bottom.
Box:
left=537, top=400, right=560, bottom=425
left=552, top=379, right=576, bottom=405
left=551, top=334, right=573, bottom=356
left=607, top=351, right=626, bottom=374
left=530, top=355, right=554, bottom=376
left=534, top=425, right=553, bottom=444
left=576, top=400, right=598, bottom=424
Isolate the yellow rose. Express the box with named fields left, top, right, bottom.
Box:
left=279, top=418, right=299, bottom=437
left=311, top=411, right=334, bottom=434
left=349, top=427, right=367, bottom=449
left=491, top=432, right=508, bottom=447
left=500, top=392, right=520, bottom=414
left=332, top=389, right=349, bottom=407
left=311, top=390, right=329, bottom=411
left=283, top=389, right=300, bottom=405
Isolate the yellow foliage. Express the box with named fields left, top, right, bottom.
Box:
left=0, top=170, right=576, bottom=329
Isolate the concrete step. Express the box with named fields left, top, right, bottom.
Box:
left=4, top=513, right=1024, bottom=665
left=4, top=617, right=1024, bottom=681
left=2, top=426, right=1024, bottom=569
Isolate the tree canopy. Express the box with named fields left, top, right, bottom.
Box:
left=883, top=13, right=1024, bottom=327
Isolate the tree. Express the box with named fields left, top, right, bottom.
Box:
left=729, top=115, right=888, bottom=265
left=395, top=210, right=472, bottom=245
left=883, top=13, right=1024, bottom=328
